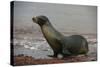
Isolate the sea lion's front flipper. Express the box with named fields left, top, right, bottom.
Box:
left=48, top=50, right=58, bottom=58
left=48, top=52, right=58, bottom=57
left=47, top=55, right=55, bottom=57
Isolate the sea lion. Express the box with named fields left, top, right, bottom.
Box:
left=32, top=15, right=89, bottom=58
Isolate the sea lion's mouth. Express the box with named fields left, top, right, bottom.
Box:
left=32, top=17, right=37, bottom=23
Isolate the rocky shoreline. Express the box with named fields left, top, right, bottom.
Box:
left=14, top=54, right=96, bottom=66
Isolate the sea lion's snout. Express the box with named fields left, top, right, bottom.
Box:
left=32, top=15, right=49, bottom=26
left=32, top=17, right=37, bottom=23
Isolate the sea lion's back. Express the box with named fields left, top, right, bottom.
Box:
left=63, top=35, right=88, bottom=55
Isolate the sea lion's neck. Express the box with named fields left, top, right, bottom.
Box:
left=40, top=22, right=63, bottom=38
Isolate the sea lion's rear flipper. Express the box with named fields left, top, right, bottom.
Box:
left=47, top=55, right=56, bottom=57
left=62, top=49, right=71, bottom=55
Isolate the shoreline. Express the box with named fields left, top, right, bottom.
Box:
left=14, top=54, right=96, bottom=66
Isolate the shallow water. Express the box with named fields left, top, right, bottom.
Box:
left=13, top=33, right=97, bottom=60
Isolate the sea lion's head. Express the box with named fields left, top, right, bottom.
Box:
left=32, top=15, right=49, bottom=26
